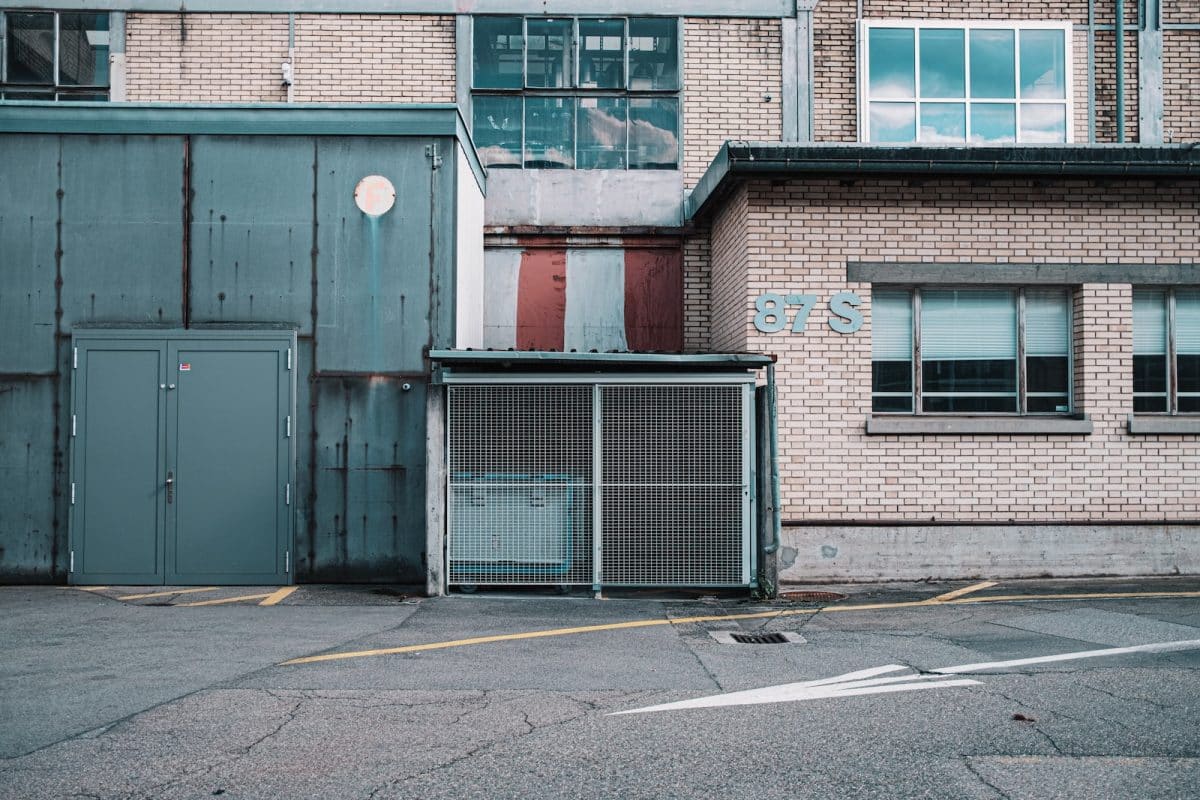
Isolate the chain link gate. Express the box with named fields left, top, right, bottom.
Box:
left=446, top=377, right=754, bottom=590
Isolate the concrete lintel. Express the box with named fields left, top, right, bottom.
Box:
left=849, top=261, right=1200, bottom=286
left=0, top=0, right=796, bottom=17
left=484, top=169, right=683, bottom=227
left=1128, top=414, right=1200, bottom=435
left=866, top=415, right=1093, bottom=436
left=779, top=523, right=1200, bottom=582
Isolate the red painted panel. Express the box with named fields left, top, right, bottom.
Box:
left=516, top=248, right=567, bottom=351
left=624, top=249, right=684, bottom=352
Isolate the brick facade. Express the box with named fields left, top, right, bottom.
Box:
left=125, top=13, right=455, bottom=104
left=702, top=177, right=1200, bottom=522
left=682, top=18, right=782, bottom=186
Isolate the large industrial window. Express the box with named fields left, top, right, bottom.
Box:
left=471, top=16, right=679, bottom=170
left=1133, top=288, right=1200, bottom=414
left=0, top=11, right=109, bottom=100
left=872, top=287, right=1072, bottom=414
left=859, top=20, right=1072, bottom=144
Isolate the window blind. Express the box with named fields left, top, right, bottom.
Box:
left=1176, top=289, right=1200, bottom=356
left=871, top=288, right=912, bottom=360
left=1133, top=288, right=1167, bottom=355
left=1025, top=288, right=1069, bottom=356
left=922, top=289, right=1016, bottom=360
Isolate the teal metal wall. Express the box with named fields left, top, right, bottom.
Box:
left=0, top=105, right=480, bottom=583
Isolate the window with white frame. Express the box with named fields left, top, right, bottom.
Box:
left=859, top=20, right=1072, bottom=144
left=1, top=11, right=110, bottom=101
left=471, top=16, right=680, bottom=170
left=872, top=287, right=1072, bottom=413
left=1133, top=288, right=1200, bottom=414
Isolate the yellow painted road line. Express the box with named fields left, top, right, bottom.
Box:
left=259, top=586, right=298, bottom=606
left=931, top=581, right=999, bottom=603
left=178, top=593, right=273, bottom=607
left=943, top=590, right=1200, bottom=604
left=117, top=587, right=220, bottom=601
left=68, top=586, right=109, bottom=592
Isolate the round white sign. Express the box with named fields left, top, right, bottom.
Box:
left=354, top=175, right=396, bottom=217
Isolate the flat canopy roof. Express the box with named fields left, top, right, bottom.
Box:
left=0, top=102, right=486, bottom=191
left=687, top=141, right=1200, bottom=221
left=430, top=349, right=773, bottom=371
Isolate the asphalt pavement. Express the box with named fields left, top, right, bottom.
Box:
left=2, top=578, right=1199, bottom=799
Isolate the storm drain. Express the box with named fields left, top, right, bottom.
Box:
left=709, top=630, right=805, bottom=645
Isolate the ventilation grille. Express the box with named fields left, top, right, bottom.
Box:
left=447, top=382, right=750, bottom=588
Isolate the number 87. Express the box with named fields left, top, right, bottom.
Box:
left=754, top=293, right=817, bottom=333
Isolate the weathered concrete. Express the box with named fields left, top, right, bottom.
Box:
left=485, top=170, right=683, bottom=227
left=779, top=524, right=1200, bottom=583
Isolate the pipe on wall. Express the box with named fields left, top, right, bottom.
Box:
left=1116, top=0, right=1126, bottom=142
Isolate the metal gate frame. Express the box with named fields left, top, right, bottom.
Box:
left=443, top=372, right=756, bottom=592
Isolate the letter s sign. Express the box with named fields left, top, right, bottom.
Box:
left=828, top=291, right=863, bottom=334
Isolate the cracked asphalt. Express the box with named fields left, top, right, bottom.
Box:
left=2, top=578, right=1199, bottom=799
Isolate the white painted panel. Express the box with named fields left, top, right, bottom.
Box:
left=482, top=248, right=520, bottom=349
left=455, top=145, right=485, bottom=349
left=564, top=249, right=627, bottom=352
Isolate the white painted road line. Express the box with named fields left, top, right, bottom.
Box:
left=612, top=638, right=1200, bottom=716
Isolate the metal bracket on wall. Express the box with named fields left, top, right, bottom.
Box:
left=426, top=143, right=443, bottom=170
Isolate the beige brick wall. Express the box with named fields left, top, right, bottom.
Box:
left=683, top=234, right=712, bottom=351
left=683, top=18, right=782, bottom=187
left=700, top=177, right=1200, bottom=521
left=1164, top=31, right=1200, bottom=141
left=126, top=13, right=289, bottom=102
left=293, top=14, right=455, bottom=103
left=124, top=13, right=455, bottom=104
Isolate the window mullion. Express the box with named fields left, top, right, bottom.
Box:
left=53, top=12, right=60, bottom=97
left=913, top=288, right=923, bottom=414
left=1168, top=288, right=1179, bottom=414
left=963, top=25, right=972, bottom=141
left=1017, top=288, right=1028, bottom=414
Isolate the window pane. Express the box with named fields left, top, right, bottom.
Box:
left=873, top=392, right=914, bottom=413
left=919, top=102, right=966, bottom=142
left=1020, top=104, right=1067, bottom=143
left=58, top=92, right=108, bottom=101
left=58, top=13, right=109, bottom=87
left=578, top=96, right=626, bottom=169
left=870, top=102, right=916, bottom=142
left=1133, top=288, right=1168, bottom=411
left=526, top=18, right=573, bottom=88
left=629, top=18, right=678, bottom=91
left=524, top=96, right=575, bottom=168
left=872, top=361, right=913, bottom=395
left=970, top=103, right=1016, bottom=143
left=1019, top=29, right=1066, bottom=99
left=872, top=289, right=912, bottom=360
left=579, top=19, right=623, bottom=89
left=869, top=28, right=915, bottom=98
left=629, top=97, right=678, bottom=169
left=6, top=12, right=55, bottom=85
left=2, top=89, right=55, bottom=100
left=1026, top=289, right=1069, bottom=356
left=472, top=95, right=523, bottom=168
left=1178, top=290, right=1200, bottom=399
left=473, top=17, right=523, bottom=89
left=919, top=28, right=965, bottom=98
left=969, top=29, right=1016, bottom=98
left=922, top=289, right=1017, bottom=409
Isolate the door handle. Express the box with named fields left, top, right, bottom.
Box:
left=166, top=471, right=174, bottom=504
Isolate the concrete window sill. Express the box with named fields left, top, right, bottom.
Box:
left=866, top=415, right=1093, bottom=436
left=1127, top=415, right=1200, bottom=435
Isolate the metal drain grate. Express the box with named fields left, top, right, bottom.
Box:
left=731, top=632, right=789, bottom=644
left=778, top=591, right=847, bottom=603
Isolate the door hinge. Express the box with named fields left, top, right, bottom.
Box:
left=285, top=415, right=292, bottom=438
left=285, top=550, right=290, bottom=574
left=285, top=483, right=291, bottom=505
left=71, top=414, right=76, bottom=437
left=70, top=482, right=76, bottom=504
left=73, top=347, right=78, bottom=369
left=70, top=550, right=74, bottom=573
left=425, top=143, right=443, bottom=170
left=286, top=348, right=292, bottom=370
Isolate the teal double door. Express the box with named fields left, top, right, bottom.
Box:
left=70, top=331, right=295, bottom=586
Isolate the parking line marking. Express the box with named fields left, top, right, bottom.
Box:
left=69, top=586, right=109, bottom=592
left=178, top=593, right=273, bottom=607
left=931, top=581, right=999, bottom=602
left=259, top=587, right=298, bottom=606
left=279, top=589, right=1200, bottom=666
left=117, top=587, right=220, bottom=601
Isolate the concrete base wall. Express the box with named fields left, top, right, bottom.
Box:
left=779, top=524, right=1200, bottom=583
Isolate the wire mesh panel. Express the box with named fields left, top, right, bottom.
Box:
left=447, top=385, right=594, bottom=585
left=600, top=384, right=748, bottom=585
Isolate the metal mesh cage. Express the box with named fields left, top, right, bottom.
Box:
left=448, top=385, right=594, bottom=586
left=446, top=379, right=751, bottom=589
